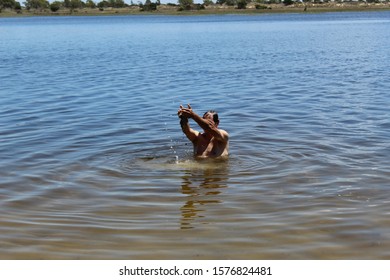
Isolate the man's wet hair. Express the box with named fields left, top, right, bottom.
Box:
left=203, top=110, right=219, bottom=124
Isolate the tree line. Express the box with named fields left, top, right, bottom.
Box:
left=1, top=0, right=389, bottom=14
left=0, top=0, right=250, bottom=12
left=0, top=0, right=128, bottom=12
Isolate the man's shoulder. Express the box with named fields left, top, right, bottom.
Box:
left=217, top=129, right=229, bottom=142
left=219, top=129, right=229, bottom=136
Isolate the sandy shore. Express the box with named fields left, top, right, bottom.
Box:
left=1, top=3, right=390, bottom=17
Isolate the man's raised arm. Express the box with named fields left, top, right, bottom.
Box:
left=178, top=106, right=198, bottom=143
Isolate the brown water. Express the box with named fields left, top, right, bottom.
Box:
left=1, top=13, right=390, bottom=259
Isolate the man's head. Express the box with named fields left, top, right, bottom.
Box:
left=203, top=110, right=219, bottom=126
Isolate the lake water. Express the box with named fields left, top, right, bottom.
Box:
left=1, top=11, right=390, bottom=259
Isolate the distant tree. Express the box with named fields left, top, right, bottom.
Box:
left=0, top=0, right=17, bottom=12
left=193, top=3, right=205, bottom=9
left=69, top=0, right=84, bottom=11
left=236, top=0, right=247, bottom=8
left=178, top=0, right=193, bottom=10
left=140, top=0, right=157, bottom=11
left=85, top=0, right=96, bottom=8
left=216, top=0, right=235, bottom=4
left=97, top=0, right=109, bottom=9
left=283, top=0, right=293, bottom=5
left=64, top=0, right=85, bottom=10
left=50, top=0, right=62, bottom=11
left=14, top=0, right=21, bottom=10
left=216, top=0, right=235, bottom=5
left=203, top=0, right=213, bottom=5
left=24, top=0, right=49, bottom=10
left=97, top=0, right=107, bottom=7
left=109, top=0, right=125, bottom=7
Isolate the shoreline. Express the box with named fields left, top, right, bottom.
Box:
left=1, top=3, right=390, bottom=18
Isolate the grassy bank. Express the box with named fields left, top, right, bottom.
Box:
left=1, top=3, right=390, bottom=17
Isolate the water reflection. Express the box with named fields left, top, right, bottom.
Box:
left=179, top=160, right=229, bottom=230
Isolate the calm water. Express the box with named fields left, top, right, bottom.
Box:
left=1, top=12, right=390, bottom=259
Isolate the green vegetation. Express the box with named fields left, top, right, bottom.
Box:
left=139, top=0, right=158, bottom=11
left=178, top=0, right=193, bottom=10
left=1, top=0, right=390, bottom=16
left=0, top=0, right=21, bottom=12
left=50, top=0, right=61, bottom=11
left=236, top=0, right=248, bottom=9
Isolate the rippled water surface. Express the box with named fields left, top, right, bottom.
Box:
left=1, top=12, right=390, bottom=259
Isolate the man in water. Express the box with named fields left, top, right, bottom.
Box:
left=178, top=104, right=229, bottom=159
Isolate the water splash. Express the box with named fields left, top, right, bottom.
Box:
left=164, top=117, right=180, bottom=164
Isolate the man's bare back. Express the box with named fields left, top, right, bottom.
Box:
left=178, top=104, right=229, bottom=159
